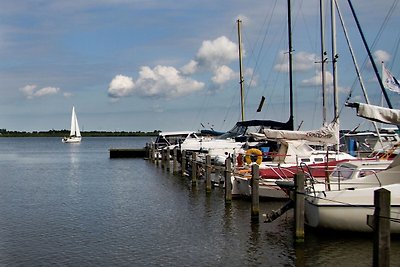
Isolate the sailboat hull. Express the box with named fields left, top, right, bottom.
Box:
left=62, top=136, right=82, bottom=143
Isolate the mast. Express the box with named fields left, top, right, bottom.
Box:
left=237, top=19, right=245, bottom=122
left=346, top=0, right=393, bottom=109
left=320, top=0, right=327, bottom=126
left=287, top=0, right=294, bottom=130
left=336, top=1, right=384, bottom=145
left=331, top=0, right=338, bottom=121
left=331, top=0, right=339, bottom=151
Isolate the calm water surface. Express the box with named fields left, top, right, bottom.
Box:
left=0, top=137, right=398, bottom=266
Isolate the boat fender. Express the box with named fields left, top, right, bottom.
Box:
left=245, top=148, right=263, bottom=165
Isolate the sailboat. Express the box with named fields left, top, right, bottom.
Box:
left=62, top=106, right=82, bottom=143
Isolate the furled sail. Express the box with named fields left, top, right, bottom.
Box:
left=347, top=102, right=400, bottom=125
left=250, top=120, right=339, bottom=144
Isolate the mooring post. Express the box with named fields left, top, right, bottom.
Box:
left=224, top=157, right=232, bottom=204
left=205, top=155, right=212, bottom=193
left=251, top=164, right=260, bottom=222
left=149, top=143, right=154, bottom=162
left=192, top=152, right=197, bottom=185
left=181, top=150, right=187, bottom=177
left=155, top=147, right=160, bottom=166
left=294, top=172, right=305, bottom=241
left=166, top=147, right=171, bottom=172
left=173, top=147, right=178, bottom=174
left=161, top=149, right=165, bottom=169
left=367, top=188, right=391, bottom=267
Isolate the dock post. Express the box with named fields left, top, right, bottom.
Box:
left=205, top=155, right=212, bottom=194
left=251, top=164, right=260, bottom=222
left=161, top=149, right=166, bottom=169
left=166, top=147, right=171, bottom=172
left=192, top=152, right=197, bottom=185
left=368, top=188, right=391, bottom=267
left=173, top=147, right=178, bottom=174
left=224, top=157, right=232, bottom=204
left=294, top=173, right=305, bottom=241
left=155, top=147, right=160, bottom=166
left=181, top=150, right=187, bottom=177
left=149, top=143, right=154, bottom=162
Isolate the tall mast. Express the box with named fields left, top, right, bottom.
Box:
left=287, top=0, right=294, bottom=130
left=237, top=19, right=245, bottom=122
left=331, top=0, right=338, bottom=120
left=346, top=0, right=393, bottom=109
left=320, top=0, right=327, bottom=126
left=331, top=0, right=339, bottom=151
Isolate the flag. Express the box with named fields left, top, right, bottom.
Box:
left=382, top=62, right=400, bottom=94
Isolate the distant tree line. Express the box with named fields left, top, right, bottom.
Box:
left=0, top=129, right=161, bottom=137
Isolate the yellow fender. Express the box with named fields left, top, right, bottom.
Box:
left=244, top=148, right=263, bottom=165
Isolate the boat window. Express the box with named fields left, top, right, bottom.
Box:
left=331, top=166, right=354, bottom=180
left=314, top=158, right=324, bottom=162
left=301, top=158, right=311, bottom=162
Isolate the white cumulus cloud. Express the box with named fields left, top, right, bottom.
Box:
left=274, top=51, right=317, bottom=72
left=301, top=71, right=333, bottom=87
left=373, top=50, right=391, bottom=63
left=136, top=65, right=204, bottom=98
left=20, top=84, right=60, bottom=99
left=195, top=36, right=238, bottom=69
left=212, top=65, right=236, bottom=85
left=107, top=74, right=135, bottom=98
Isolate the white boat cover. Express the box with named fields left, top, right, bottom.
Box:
left=250, top=121, right=339, bottom=144
left=355, top=103, right=400, bottom=125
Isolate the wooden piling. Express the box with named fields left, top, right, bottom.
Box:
left=166, top=147, right=171, bottom=172
left=205, top=155, right=212, bottom=193
left=161, top=149, right=165, bottom=169
left=192, top=152, right=197, bottom=185
left=251, top=164, right=260, bottom=222
left=224, top=158, right=232, bottom=204
left=181, top=150, right=187, bottom=176
left=173, top=147, right=178, bottom=174
left=294, top=173, right=305, bottom=241
left=368, top=188, right=391, bottom=267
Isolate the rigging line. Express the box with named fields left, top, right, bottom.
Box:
left=390, top=29, right=400, bottom=71
left=340, top=0, right=398, bottom=113
left=243, top=0, right=278, bottom=101
left=368, top=0, right=398, bottom=52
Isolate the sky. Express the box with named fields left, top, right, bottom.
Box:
left=0, top=0, right=399, bottom=132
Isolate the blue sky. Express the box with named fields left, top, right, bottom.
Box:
left=0, top=0, right=398, bottom=132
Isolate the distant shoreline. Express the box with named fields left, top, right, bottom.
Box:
left=0, top=130, right=160, bottom=137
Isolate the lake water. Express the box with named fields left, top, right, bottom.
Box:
left=0, top=137, right=398, bottom=266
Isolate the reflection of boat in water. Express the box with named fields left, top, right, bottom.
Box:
left=62, top=106, right=81, bottom=143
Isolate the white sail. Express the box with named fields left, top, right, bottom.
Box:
left=70, top=107, right=81, bottom=137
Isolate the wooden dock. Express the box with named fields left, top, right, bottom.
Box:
left=109, top=148, right=147, bottom=158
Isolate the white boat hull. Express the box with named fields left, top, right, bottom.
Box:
left=62, top=136, right=82, bottom=143
left=305, top=184, right=400, bottom=233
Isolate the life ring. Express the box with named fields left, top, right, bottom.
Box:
left=245, top=148, right=263, bottom=165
